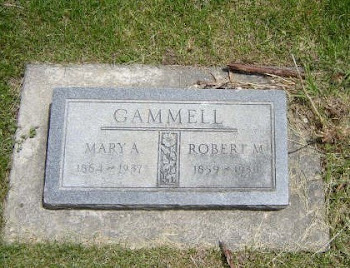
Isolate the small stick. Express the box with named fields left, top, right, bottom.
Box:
left=210, top=72, right=217, bottom=82
left=264, top=73, right=296, bottom=85
left=219, top=241, right=235, bottom=268
left=291, top=54, right=325, bottom=127
left=227, top=63, right=304, bottom=78
left=3, top=3, right=24, bottom=8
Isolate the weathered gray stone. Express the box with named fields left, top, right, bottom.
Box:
left=3, top=64, right=329, bottom=251
left=44, top=87, right=288, bottom=209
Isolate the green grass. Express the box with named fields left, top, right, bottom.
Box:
left=0, top=244, right=226, bottom=267
left=0, top=0, right=349, bottom=267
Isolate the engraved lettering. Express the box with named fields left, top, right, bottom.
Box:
left=167, top=109, right=182, bottom=124
left=213, top=109, right=223, bottom=124
left=112, top=108, right=224, bottom=125
left=188, top=143, right=248, bottom=155
left=193, top=164, right=262, bottom=177
left=131, top=143, right=139, bottom=154
left=211, top=143, right=218, bottom=155
left=98, top=143, right=106, bottom=153
left=198, top=144, right=209, bottom=154
left=84, top=143, right=126, bottom=154
left=221, top=144, right=227, bottom=154
left=189, top=144, right=195, bottom=154
left=230, top=144, right=237, bottom=154
left=113, top=109, right=127, bottom=122
left=188, top=109, right=197, bottom=123
left=85, top=143, right=96, bottom=154
left=132, top=109, right=143, bottom=123
left=148, top=109, right=162, bottom=123
left=117, top=143, right=124, bottom=154
left=253, top=144, right=264, bottom=154
left=109, top=143, right=116, bottom=153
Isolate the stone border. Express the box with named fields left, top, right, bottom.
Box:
left=3, top=64, right=329, bottom=251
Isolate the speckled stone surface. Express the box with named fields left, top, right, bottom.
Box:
left=44, top=87, right=288, bottom=209
left=3, top=64, right=329, bottom=251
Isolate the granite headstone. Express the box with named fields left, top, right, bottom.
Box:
left=44, top=87, right=288, bottom=209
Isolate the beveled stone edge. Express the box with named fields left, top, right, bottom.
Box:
left=43, top=87, right=289, bottom=209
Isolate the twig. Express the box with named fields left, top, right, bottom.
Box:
left=219, top=241, right=235, bottom=268
left=291, top=54, right=325, bottom=127
left=227, top=63, right=304, bottom=78
left=288, top=140, right=317, bottom=154
left=198, top=68, right=298, bottom=91
left=210, top=72, right=217, bottom=82
left=189, top=255, right=199, bottom=268
left=312, top=223, right=349, bottom=255
left=228, top=70, right=234, bottom=83
left=3, top=3, right=23, bottom=9
left=264, top=73, right=296, bottom=85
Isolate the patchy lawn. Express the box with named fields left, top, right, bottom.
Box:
left=0, top=0, right=349, bottom=267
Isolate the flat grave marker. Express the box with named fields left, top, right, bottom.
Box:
left=4, top=64, right=328, bottom=251
left=44, top=87, right=288, bottom=209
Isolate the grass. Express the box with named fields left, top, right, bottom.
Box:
left=0, top=0, right=349, bottom=267
left=0, top=244, right=226, bottom=267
